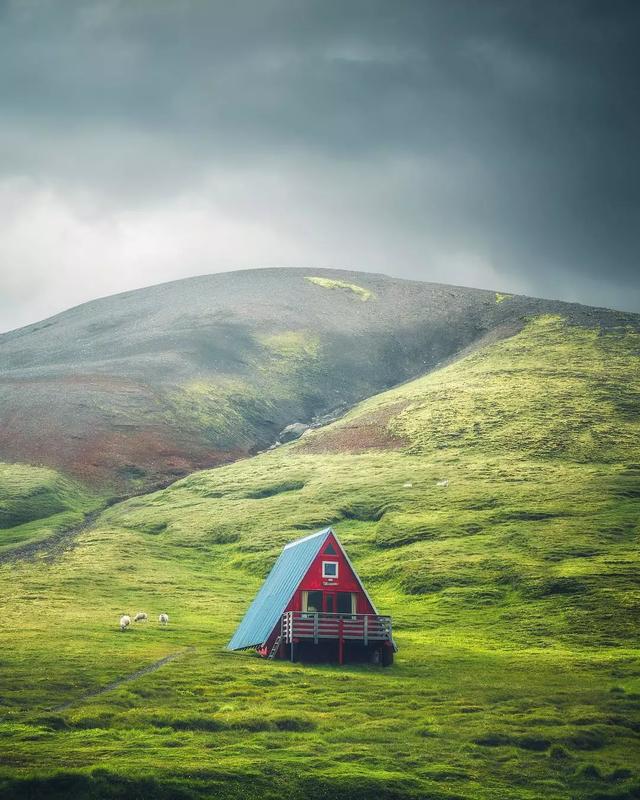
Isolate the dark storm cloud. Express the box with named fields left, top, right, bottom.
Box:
left=0, top=0, right=639, bottom=330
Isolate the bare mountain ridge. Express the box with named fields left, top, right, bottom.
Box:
left=0, top=268, right=636, bottom=490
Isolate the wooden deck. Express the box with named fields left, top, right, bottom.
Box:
left=281, top=611, right=392, bottom=646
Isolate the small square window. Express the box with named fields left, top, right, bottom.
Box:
left=322, top=561, right=338, bottom=578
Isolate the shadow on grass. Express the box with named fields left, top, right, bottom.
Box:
left=0, top=770, right=456, bottom=800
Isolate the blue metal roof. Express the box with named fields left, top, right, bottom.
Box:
left=227, top=528, right=333, bottom=650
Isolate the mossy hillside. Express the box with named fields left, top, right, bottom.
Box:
left=164, top=330, right=326, bottom=449
left=4, top=267, right=637, bottom=496
left=165, top=378, right=269, bottom=450
left=305, top=315, right=640, bottom=462
left=0, top=316, right=639, bottom=799
left=0, top=463, right=98, bottom=552
left=7, top=268, right=556, bottom=492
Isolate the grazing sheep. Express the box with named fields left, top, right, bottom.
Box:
left=134, top=612, right=148, bottom=622
left=119, top=615, right=131, bottom=632
left=158, top=613, right=169, bottom=625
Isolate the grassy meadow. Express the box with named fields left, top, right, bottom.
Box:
left=0, top=316, right=639, bottom=799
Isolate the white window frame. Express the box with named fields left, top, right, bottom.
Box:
left=322, top=560, right=338, bottom=579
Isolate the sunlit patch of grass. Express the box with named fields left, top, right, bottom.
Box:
left=257, top=330, right=321, bottom=362
left=305, top=276, right=375, bottom=301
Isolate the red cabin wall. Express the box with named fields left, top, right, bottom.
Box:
left=284, top=531, right=376, bottom=615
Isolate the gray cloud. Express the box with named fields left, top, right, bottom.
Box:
left=0, top=0, right=638, bottom=331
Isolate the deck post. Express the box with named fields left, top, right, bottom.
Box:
left=338, top=617, right=344, bottom=665
left=364, top=614, right=368, bottom=647
left=279, top=615, right=285, bottom=659
left=313, top=612, right=319, bottom=645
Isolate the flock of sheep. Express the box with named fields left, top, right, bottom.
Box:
left=119, top=612, right=169, bottom=631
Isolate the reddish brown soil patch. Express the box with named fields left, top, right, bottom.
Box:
left=0, top=373, right=246, bottom=490
left=297, top=402, right=409, bottom=454
left=74, top=429, right=243, bottom=488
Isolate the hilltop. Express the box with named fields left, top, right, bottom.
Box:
left=0, top=311, right=639, bottom=800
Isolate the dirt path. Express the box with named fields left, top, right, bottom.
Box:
left=0, top=508, right=105, bottom=567
left=0, top=479, right=180, bottom=567
left=53, top=647, right=195, bottom=712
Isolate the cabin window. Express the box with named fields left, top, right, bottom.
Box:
left=304, top=590, right=323, bottom=613
left=322, top=561, right=338, bottom=578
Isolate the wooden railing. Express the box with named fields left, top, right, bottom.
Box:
left=282, top=611, right=392, bottom=646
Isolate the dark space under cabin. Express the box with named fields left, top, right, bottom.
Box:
left=227, top=528, right=396, bottom=665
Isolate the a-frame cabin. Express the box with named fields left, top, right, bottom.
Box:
left=227, top=528, right=395, bottom=665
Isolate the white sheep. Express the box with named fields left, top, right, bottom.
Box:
left=119, top=615, right=131, bottom=632
left=158, top=613, right=169, bottom=625
left=133, top=612, right=148, bottom=622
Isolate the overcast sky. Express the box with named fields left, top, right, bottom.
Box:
left=1, top=0, right=638, bottom=332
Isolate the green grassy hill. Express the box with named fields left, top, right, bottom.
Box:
left=0, top=314, right=639, bottom=799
